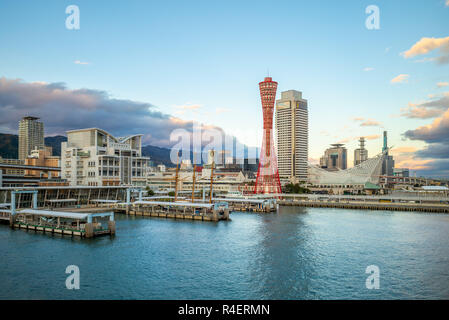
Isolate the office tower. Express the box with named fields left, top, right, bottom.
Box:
left=320, top=144, right=347, bottom=171
left=381, top=131, right=395, bottom=176
left=18, top=116, right=44, bottom=160
left=354, top=137, right=368, bottom=166
left=254, top=77, right=281, bottom=194
left=275, top=90, right=308, bottom=181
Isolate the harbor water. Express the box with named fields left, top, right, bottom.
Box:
left=1, top=206, right=449, bottom=299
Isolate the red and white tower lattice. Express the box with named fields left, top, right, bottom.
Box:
left=254, top=77, right=282, bottom=195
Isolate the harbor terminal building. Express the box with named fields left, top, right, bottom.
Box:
left=308, top=152, right=386, bottom=194
left=61, top=128, right=150, bottom=187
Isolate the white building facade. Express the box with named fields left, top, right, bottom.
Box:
left=61, top=128, right=150, bottom=187
left=275, top=90, right=308, bottom=182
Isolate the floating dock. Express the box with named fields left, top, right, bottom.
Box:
left=10, top=209, right=115, bottom=238
left=212, top=198, right=277, bottom=213
left=121, top=200, right=230, bottom=221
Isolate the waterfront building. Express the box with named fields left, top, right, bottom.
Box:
left=18, top=116, right=44, bottom=160
left=275, top=90, right=309, bottom=182
left=354, top=137, right=368, bottom=166
left=0, top=157, right=24, bottom=175
left=25, top=146, right=60, bottom=178
left=308, top=152, right=385, bottom=195
left=320, top=144, right=347, bottom=171
left=393, top=168, right=410, bottom=178
left=61, top=128, right=150, bottom=187
left=146, top=167, right=251, bottom=194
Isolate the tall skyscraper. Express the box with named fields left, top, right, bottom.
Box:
left=18, top=116, right=44, bottom=160
left=254, top=77, right=282, bottom=194
left=320, top=144, right=347, bottom=171
left=354, top=137, right=368, bottom=166
left=275, top=90, right=308, bottom=181
left=381, top=131, right=395, bottom=176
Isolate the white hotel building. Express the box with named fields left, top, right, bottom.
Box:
left=275, top=90, right=309, bottom=182
left=61, top=128, right=150, bottom=187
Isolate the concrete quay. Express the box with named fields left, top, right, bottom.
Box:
left=277, top=199, right=449, bottom=213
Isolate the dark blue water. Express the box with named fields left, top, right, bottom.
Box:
left=1, top=206, right=449, bottom=299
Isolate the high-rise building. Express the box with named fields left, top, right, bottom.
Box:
left=381, top=131, right=395, bottom=176
left=354, top=137, right=368, bottom=166
left=275, top=90, right=308, bottom=182
left=254, top=77, right=281, bottom=194
left=18, top=116, right=44, bottom=160
left=320, top=144, right=347, bottom=171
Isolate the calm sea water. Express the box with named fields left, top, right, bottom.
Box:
left=1, top=206, right=449, bottom=300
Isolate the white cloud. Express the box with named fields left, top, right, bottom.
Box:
left=391, top=74, right=409, bottom=84
left=402, top=36, right=449, bottom=64
left=360, top=119, right=383, bottom=127
left=363, top=67, right=374, bottom=72
left=74, top=60, right=89, bottom=65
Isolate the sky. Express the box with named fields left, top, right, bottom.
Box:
left=0, top=0, right=448, bottom=177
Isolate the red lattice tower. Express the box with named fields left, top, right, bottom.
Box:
left=254, top=77, right=282, bottom=195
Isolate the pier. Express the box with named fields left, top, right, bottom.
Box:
left=277, top=194, right=449, bottom=213
left=212, top=197, right=277, bottom=213
left=11, top=209, right=115, bottom=238
left=0, top=189, right=115, bottom=237
left=122, top=200, right=230, bottom=221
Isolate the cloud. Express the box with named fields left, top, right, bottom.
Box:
left=365, top=134, right=381, bottom=140
left=337, top=136, right=354, bottom=144
left=363, top=67, right=374, bottom=72
left=402, top=104, right=449, bottom=177
left=0, top=77, right=229, bottom=148
left=400, top=92, right=449, bottom=119
left=415, top=143, right=449, bottom=159
left=353, top=117, right=365, bottom=121
left=400, top=105, right=445, bottom=119
left=402, top=36, right=449, bottom=65
left=391, top=74, right=409, bottom=84
left=446, top=0, right=449, bottom=6
left=74, top=60, right=89, bottom=65
left=404, top=108, right=449, bottom=144
left=360, top=119, right=383, bottom=127
left=437, top=82, right=449, bottom=88
left=391, top=146, right=418, bottom=154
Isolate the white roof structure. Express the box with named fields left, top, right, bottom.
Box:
left=133, top=200, right=213, bottom=208
left=421, top=186, right=449, bottom=191
left=212, top=198, right=268, bottom=204
left=19, top=209, right=89, bottom=220
left=308, top=153, right=385, bottom=185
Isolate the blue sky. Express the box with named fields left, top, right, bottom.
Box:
left=1, top=0, right=448, bottom=177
